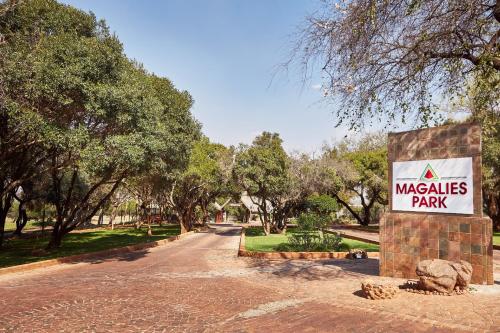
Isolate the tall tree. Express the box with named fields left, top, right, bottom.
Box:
left=0, top=0, right=105, bottom=246
left=234, top=132, right=290, bottom=235
left=161, top=138, right=233, bottom=233
left=0, top=0, right=200, bottom=248
left=291, top=0, right=500, bottom=129
left=454, top=70, right=500, bottom=230
left=190, top=138, right=235, bottom=225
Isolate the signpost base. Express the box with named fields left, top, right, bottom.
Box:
left=380, top=212, right=493, bottom=285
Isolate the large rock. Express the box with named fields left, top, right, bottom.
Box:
left=361, top=280, right=398, bottom=300
left=416, top=259, right=472, bottom=293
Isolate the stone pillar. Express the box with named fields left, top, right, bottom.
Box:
left=380, top=123, right=493, bottom=284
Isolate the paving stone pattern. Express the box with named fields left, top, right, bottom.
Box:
left=1, top=226, right=499, bottom=332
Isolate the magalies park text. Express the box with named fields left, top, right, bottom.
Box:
left=395, top=181, right=468, bottom=208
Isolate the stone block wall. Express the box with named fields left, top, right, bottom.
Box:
left=380, top=123, right=493, bottom=284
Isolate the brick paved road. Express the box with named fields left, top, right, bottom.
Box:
left=1, top=225, right=499, bottom=332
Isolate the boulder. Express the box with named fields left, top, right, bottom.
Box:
left=451, top=261, right=473, bottom=288
left=361, top=280, right=398, bottom=300
left=416, top=259, right=472, bottom=293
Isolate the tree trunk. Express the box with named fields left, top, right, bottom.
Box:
left=262, top=221, right=270, bottom=235
left=41, top=206, right=46, bottom=236
left=178, top=205, right=195, bottom=233
left=484, top=192, right=499, bottom=231
left=46, top=219, right=65, bottom=250
left=46, top=228, right=65, bottom=249
left=200, top=204, right=209, bottom=226
left=147, top=221, right=153, bottom=236
left=0, top=193, right=14, bottom=248
left=273, top=222, right=286, bottom=234
left=180, top=217, right=189, bottom=234
left=493, top=215, right=499, bottom=232
left=494, top=0, right=500, bottom=23
left=272, top=206, right=288, bottom=234
left=109, top=206, right=118, bottom=230
left=98, top=209, right=105, bottom=225
left=260, top=208, right=270, bottom=235
left=332, top=193, right=364, bottom=225
left=13, top=202, right=28, bottom=236
left=361, top=206, right=371, bottom=226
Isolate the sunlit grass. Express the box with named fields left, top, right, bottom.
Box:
left=0, top=225, right=180, bottom=268
left=244, top=227, right=379, bottom=252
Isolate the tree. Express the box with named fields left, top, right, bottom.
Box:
left=319, top=134, right=388, bottom=226
left=162, top=138, right=233, bottom=233
left=268, top=153, right=325, bottom=233
left=0, top=0, right=200, bottom=248
left=190, top=138, right=235, bottom=225
left=305, top=194, right=339, bottom=218
left=291, top=0, right=500, bottom=129
left=480, top=113, right=500, bottom=231
left=452, top=70, right=500, bottom=230
left=12, top=178, right=49, bottom=236
left=0, top=0, right=106, bottom=246
left=234, top=132, right=290, bottom=235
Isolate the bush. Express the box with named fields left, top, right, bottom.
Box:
left=305, top=194, right=339, bottom=216
left=283, top=213, right=346, bottom=251
left=287, top=232, right=345, bottom=251
left=296, top=212, right=329, bottom=231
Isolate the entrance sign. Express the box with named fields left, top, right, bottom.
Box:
left=380, top=124, right=493, bottom=285
left=392, top=157, right=473, bottom=214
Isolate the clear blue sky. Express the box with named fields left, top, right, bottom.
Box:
left=61, top=0, right=352, bottom=153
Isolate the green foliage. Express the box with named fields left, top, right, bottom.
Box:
left=319, top=134, right=388, bottom=225
left=234, top=132, right=289, bottom=199
left=244, top=227, right=379, bottom=252
left=277, top=213, right=344, bottom=251
left=465, top=71, right=500, bottom=230
left=295, top=212, right=329, bottom=231
left=278, top=232, right=345, bottom=252
left=171, top=137, right=233, bottom=228
left=234, top=132, right=290, bottom=232
left=305, top=194, right=339, bottom=216
left=0, top=0, right=200, bottom=247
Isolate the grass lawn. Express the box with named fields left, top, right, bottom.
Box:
left=0, top=224, right=180, bottom=268
left=4, top=217, right=56, bottom=231
left=244, top=227, right=379, bottom=252
left=494, top=232, right=499, bottom=246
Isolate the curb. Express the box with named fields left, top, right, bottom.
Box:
left=0, top=229, right=199, bottom=276
left=237, top=227, right=379, bottom=260
left=329, top=224, right=380, bottom=233
left=324, top=229, right=380, bottom=245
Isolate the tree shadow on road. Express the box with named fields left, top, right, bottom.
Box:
left=245, top=258, right=379, bottom=281
left=68, top=249, right=151, bottom=266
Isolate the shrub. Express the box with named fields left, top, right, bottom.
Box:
left=284, top=213, right=345, bottom=251
left=296, top=212, right=329, bottom=231
left=305, top=194, right=339, bottom=217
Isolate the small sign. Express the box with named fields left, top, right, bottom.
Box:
left=392, top=157, right=473, bottom=214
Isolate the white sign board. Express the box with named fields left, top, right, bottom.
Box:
left=392, top=157, right=473, bottom=214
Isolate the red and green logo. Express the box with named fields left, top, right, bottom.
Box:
left=420, top=164, right=439, bottom=181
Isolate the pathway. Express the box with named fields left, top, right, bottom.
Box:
left=1, top=225, right=499, bottom=332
